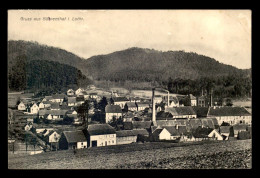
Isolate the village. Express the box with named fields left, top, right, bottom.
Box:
left=7, top=84, right=252, bottom=155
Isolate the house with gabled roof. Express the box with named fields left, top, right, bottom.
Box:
left=50, top=102, right=60, bottom=110
left=30, top=103, right=39, bottom=114
left=219, top=126, right=233, bottom=140
left=125, top=102, right=138, bottom=111
left=233, top=124, right=247, bottom=137
left=207, top=106, right=251, bottom=125
left=136, top=102, right=151, bottom=111
left=208, top=129, right=223, bottom=140
left=165, top=106, right=197, bottom=119
left=18, top=101, right=26, bottom=111
left=68, top=97, right=77, bottom=106
left=111, top=97, right=129, bottom=109
left=59, top=130, right=87, bottom=150
left=189, top=94, right=197, bottom=106
left=50, top=94, right=65, bottom=103
left=85, top=124, right=116, bottom=147
left=158, top=126, right=181, bottom=140
left=67, top=89, right=75, bottom=96
left=105, top=105, right=122, bottom=123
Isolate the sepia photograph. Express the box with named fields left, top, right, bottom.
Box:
left=7, top=9, right=252, bottom=169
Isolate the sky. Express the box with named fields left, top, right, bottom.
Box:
left=8, top=10, right=251, bottom=69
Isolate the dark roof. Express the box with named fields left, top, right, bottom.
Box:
left=219, top=126, right=232, bottom=134
left=51, top=102, right=60, bottom=109
left=162, top=126, right=180, bottom=136
left=132, top=121, right=152, bottom=129
left=176, top=125, right=187, bottom=135
left=208, top=106, right=251, bottom=116
left=233, top=124, right=247, bottom=131
left=152, top=128, right=163, bottom=137
left=116, top=130, right=136, bottom=137
left=132, top=129, right=149, bottom=136
left=192, top=106, right=209, bottom=117
left=63, top=130, right=87, bottom=143
left=123, top=122, right=133, bottom=130
left=156, top=120, right=177, bottom=127
left=200, top=118, right=215, bottom=129
left=87, top=124, right=116, bottom=135
left=211, top=118, right=219, bottom=126
left=175, top=106, right=196, bottom=115
left=52, top=94, right=65, bottom=99
left=189, top=119, right=202, bottom=129
left=39, top=110, right=68, bottom=116
left=193, top=127, right=214, bottom=138
left=76, top=96, right=85, bottom=102
left=112, top=97, right=129, bottom=102
left=169, top=96, right=179, bottom=104
left=105, top=105, right=122, bottom=113
left=126, top=102, right=137, bottom=108
left=68, top=97, right=76, bottom=103
left=156, top=111, right=173, bottom=119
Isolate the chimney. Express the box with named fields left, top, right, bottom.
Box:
left=152, top=88, right=157, bottom=126
left=167, top=91, right=170, bottom=107
left=210, top=88, right=213, bottom=107
left=175, top=124, right=179, bottom=130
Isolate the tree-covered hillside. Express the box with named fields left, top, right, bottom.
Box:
left=8, top=57, right=92, bottom=92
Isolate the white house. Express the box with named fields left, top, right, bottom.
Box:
left=125, top=102, right=137, bottom=111
left=67, top=89, right=75, bottom=96
left=105, top=105, right=123, bottom=123
left=207, top=106, right=252, bottom=125
left=159, top=126, right=181, bottom=140
left=87, top=124, right=116, bottom=147
left=50, top=94, right=65, bottom=103
left=30, top=103, right=39, bottom=114
left=136, top=102, right=150, bottom=111
left=208, top=129, right=223, bottom=140
left=189, top=94, right=197, bottom=106
left=38, top=102, right=45, bottom=109
left=18, top=101, right=26, bottom=111
left=75, top=88, right=84, bottom=96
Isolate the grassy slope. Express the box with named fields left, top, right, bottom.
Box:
left=8, top=139, right=251, bottom=169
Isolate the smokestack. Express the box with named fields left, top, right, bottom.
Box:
left=210, top=88, right=213, bottom=107
left=152, top=88, right=157, bottom=126
left=167, top=91, right=169, bottom=107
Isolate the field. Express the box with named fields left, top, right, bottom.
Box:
left=8, top=139, right=251, bottom=169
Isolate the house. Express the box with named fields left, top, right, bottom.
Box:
left=42, top=101, right=52, bottom=108
left=42, top=96, right=53, bottom=102
left=191, top=106, right=209, bottom=118
left=68, top=97, right=77, bottom=106
left=105, top=105, right=122, bottom=123
left=159, top=126, right=181, bottom=140
left=50, top=102, right=60, bottom=110
left=76, top=96, right=85, bottom=105
left=81, top=91, right=89, bottom=100
left=167, top=96, right=179, bottom=107
left=39, top=110, right=68, bottom=120
left=165, top=106, right=197, bottom=119
left=112, top=97, right=130, bottom=109
left=129, top=97, right=141, bottom=103
left=136, top=102, right=151, bottom=111
left=123, top=112, right=135, bottom=122
left=24, top=123, right=33, bottom=131
left=125, top=102, right=138, bottom=111
left=189, top=94, right=197, bottom=106
left=233, top=124, right=247, bottom=137
left=89, top=93, right=98, bottom=99
left=219, top=126, right=233, bottom=140
left=86, top=124, right=116, bottom=147
left=18, top=101, right=26, bottom=111
left=44, top=130, right=61, bottom=150
left=116, top=130, right=137, bottom=145
left=30, top=103, right=39, bottom=114
left=75, top=88, right=84, bottom=96
left=207, top=106, right=251, bottom=125
left=50, top=94, right=65, bottom=103
left=38, top=102, right=45, bottom=109
left=59, top=130, right=87, bottom=150
left=150, top=128, right=164, bottom=141
left=197, top=95, right=208, bottom=107
left=208, top=129, right=223, bottom=140
left=132, top=121, right=152, bottom=130
left=67, top=89, right=75, bottom=96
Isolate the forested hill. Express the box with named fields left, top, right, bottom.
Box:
left=8, top=41, right=250, bottom=83
left=8, top=40, right=89, bottom=76
left=85, top=47, right=250, bottom=82
left=8, top=59, right=91, bottom=92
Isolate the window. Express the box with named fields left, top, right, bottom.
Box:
left=81, top=142, right=83, bottom=145
left=112, top=140, right=114, bottom=143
